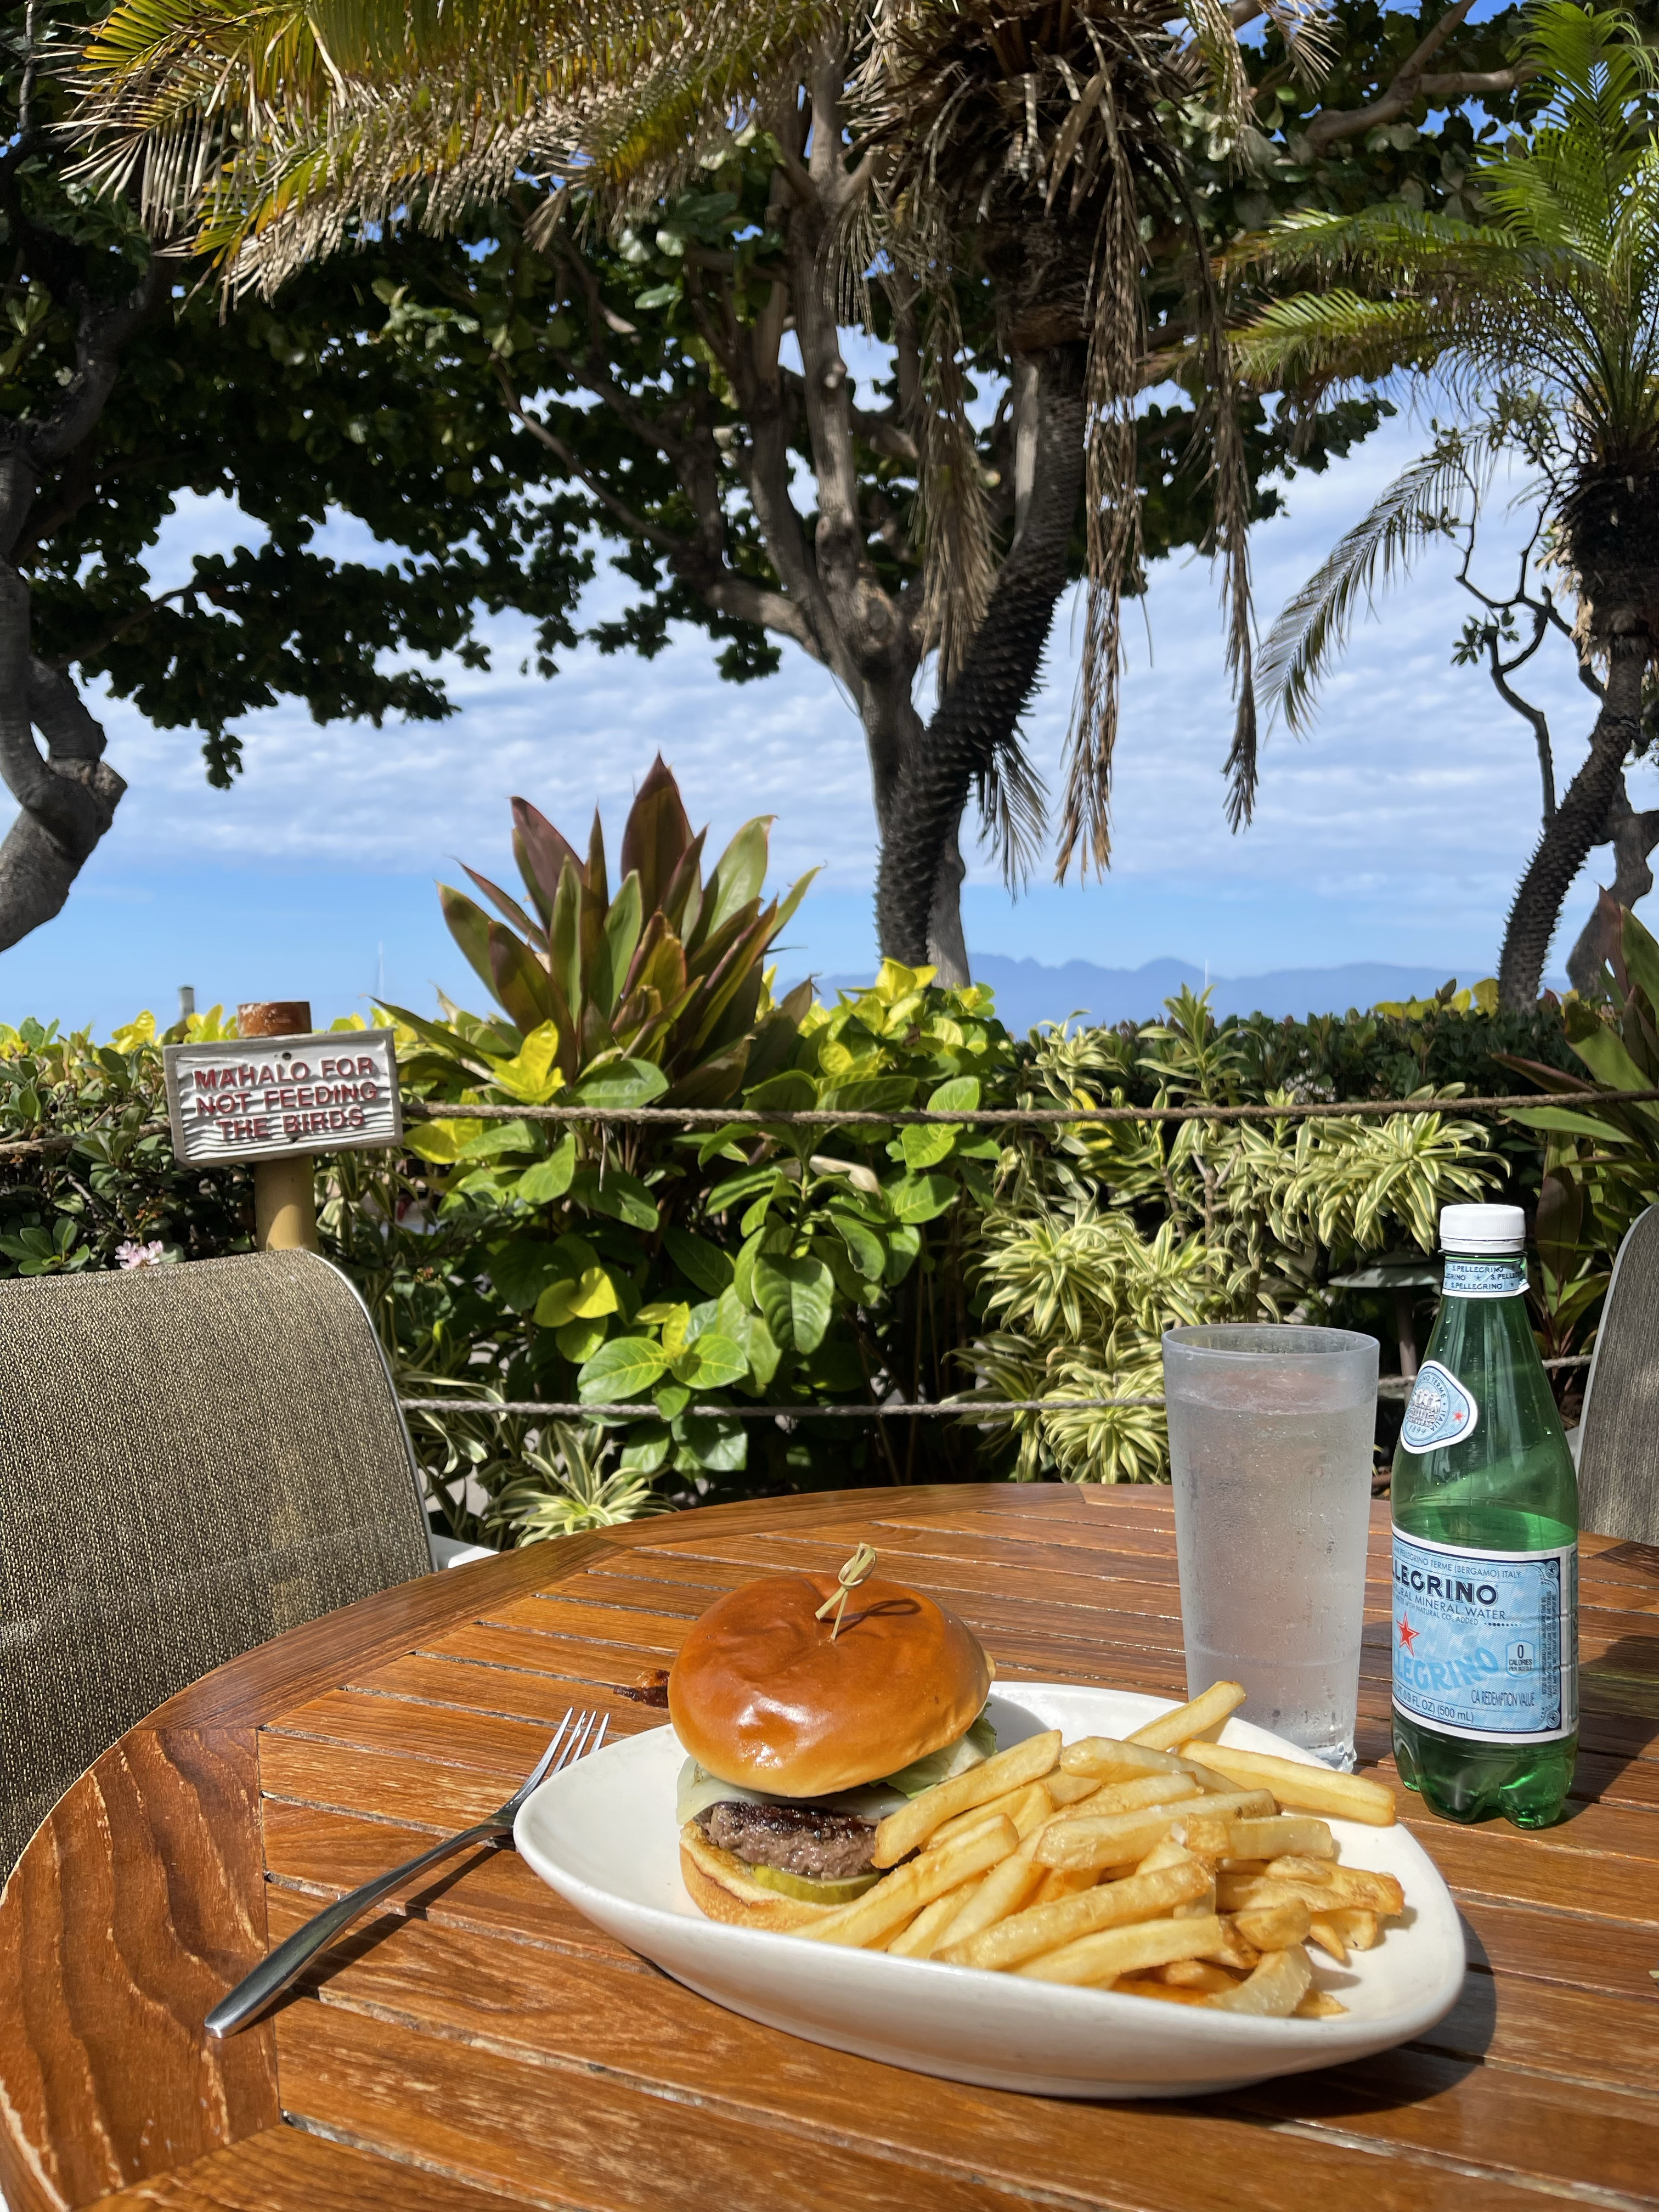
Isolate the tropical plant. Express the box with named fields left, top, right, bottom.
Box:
left=1500, top=901, right=1659, bottom=1369
left=65, top=0, right=1536, bottom=979
left=409, top=753, right=815, bottom=1107
left=966, top=987, right=1496, bottom=1481
left=493, top=1421, right=675, bottom=1541
left=1232, top=0, right=1659, bottom=1011
left=394, top=953, right=1019, bottom=1508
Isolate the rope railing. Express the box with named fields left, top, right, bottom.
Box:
left=0, top=1087, right=1650, bottom=1161
left=399, top=1088, right=1659, bottom=1129
left=398, top=1357, right=1592, bottom=1423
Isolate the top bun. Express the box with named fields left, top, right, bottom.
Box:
left=668, top=1571, right=991, bottom=1799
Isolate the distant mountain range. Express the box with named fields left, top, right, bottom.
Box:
left=817, top=956, right=1519, bottom=1032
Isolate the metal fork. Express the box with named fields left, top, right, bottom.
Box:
left=206, top=1706, right=607, bottom=2039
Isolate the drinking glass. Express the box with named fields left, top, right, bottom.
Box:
left=1162, top=1324, right=1379, bottom=1770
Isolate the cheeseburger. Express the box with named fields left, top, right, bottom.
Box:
left=669, top=1566, right=994, bottom=1929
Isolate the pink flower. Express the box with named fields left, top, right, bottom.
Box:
left=116, top=1239, right=170, bottom=1270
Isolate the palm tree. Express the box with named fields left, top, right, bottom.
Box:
left=69, top=0, right=1280, bottom=977
left=1231, top=0, right=1659, bottom=1010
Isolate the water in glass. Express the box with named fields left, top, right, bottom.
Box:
left=1163, top=1325, right=1379, bottom=1769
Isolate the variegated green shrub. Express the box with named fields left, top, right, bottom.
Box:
left=964, top=988, right=1497, bottom=1484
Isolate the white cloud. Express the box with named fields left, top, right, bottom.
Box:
left=16, top=404, right=1652, bottom=1011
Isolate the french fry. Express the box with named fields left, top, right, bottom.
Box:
left=1231, top=1898, right=1313, bottom=1951
left=1220, top=1867, right=1404, bottom=1917
left=1197, top=1919, right=1260, bottom=1973
left=1038, top=1790, right=1274, bottom=1873
left=1294, top=1988, right=1350, bottom=2018
left=887, top=1878, right=984, bottom=1960
left=940, top=1858, right=1213, bottom=1973
left=1307, top=1917, right=1347, bottom=1963
left=806, top=1815, right=1019, bottom=1948
left=1176, top=1790, right=1276, bottom=1822
left=1060, top=1737, right=1239, bottom=1796
left=1034, top=1804, right=1194, bottom=1871
left=1177, top=1814, right=1233, bottom=1860
left=1181, top=1739, right=1397, bottom=1827
left=1156, top=1959, right=1244, bottom=1993
left=1225, top=1818, right=1336, bottom=1863
left=1203, top=1944, right=1314, bottom=2016
left=1308, top=1907, right=1380, bottom=1963
left=1135, top=1837, right=1193, bottom=1874
left=1046, top=1769, right=1114, bottom=1807
left=1111, top=1976, right=1212, bottom=2006
left=1029, top=1866, right=1102, bottom=1904
left=933, top=1826, right=1051, bottom=1950
left=872, top=1731, right=1061, bottom=1866
left=1265, top=1855, right=1338, bottom=1885
left=1016, top=1912, right=1228, bottom=1988
left=930, top=1780, right=1052, bottom=1849
left=1128, top=1681, right=1246, bottom=1750
left=1074, top=1771, right=1200, bottom=1819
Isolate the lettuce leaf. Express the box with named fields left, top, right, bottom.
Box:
left=878, top=1709, right=998, bottom=1800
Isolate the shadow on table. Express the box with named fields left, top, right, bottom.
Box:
left=1110, top=1914, right=1499, bottom=2125
left=270, top=1840, right=507, bottom=2013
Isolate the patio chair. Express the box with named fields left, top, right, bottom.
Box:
left=0, top=1249, right=453, bottom=1877
left=1574, top=1202, right=1659, bottom=1547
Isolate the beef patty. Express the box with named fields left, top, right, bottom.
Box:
left=698, top=1799, right=878, bottom=1882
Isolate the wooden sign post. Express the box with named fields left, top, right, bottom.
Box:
left=161, top=998, right=403, bottom=1253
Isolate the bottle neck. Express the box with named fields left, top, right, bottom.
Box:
left=1440, top=1248, right=1527, bottom=1303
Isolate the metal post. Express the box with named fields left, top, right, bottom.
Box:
left=239, top=1000, right=319, bottom=1253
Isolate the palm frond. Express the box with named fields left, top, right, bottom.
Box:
left=1258, top=432, right=1487, bottom=737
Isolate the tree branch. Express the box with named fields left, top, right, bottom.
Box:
left=1305, top=1, right=1537, bottom=153
left=498, top=370, right=822, bottom=659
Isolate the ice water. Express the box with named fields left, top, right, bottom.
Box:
left=1164, top=1327, right=1378, bottom=1770
left=1391, top=1205, right=1578, bottom=1827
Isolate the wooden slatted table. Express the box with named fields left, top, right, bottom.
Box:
left=2, top=1483, right=1655, bottom=2212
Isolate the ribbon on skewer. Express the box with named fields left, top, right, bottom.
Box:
left=815, top=1543, right=878, bottom=1641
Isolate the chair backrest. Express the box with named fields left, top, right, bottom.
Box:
left=1576, top=1203, right=1659, bottom=1546
left=0, top=1250, right=432, bottom=1875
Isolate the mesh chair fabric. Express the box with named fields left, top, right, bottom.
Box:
left=0, top=1251, right=431, bottom=1875
left=1577, top=1204, right=1659, bottom=1547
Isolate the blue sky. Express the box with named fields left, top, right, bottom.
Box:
left=3, top=390, right=1636, bottom=1036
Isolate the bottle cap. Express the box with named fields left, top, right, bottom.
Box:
left=1440, top=1203, right=1525, bottom=1253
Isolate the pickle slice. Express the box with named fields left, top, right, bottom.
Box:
left=747, top=1862, right=882, bottom=1905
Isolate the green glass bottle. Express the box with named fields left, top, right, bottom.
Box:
left=1391, top=1203, right=1578, bottom=1827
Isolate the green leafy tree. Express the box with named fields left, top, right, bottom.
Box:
left=69, top=0, right=1534, bottom=979
left=0, top=0, right=592, bottom=952
left=1234, top=0, right=1659, bottom=1011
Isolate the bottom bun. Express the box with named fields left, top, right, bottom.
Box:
left=678, top=1820, right=843, bottom=1933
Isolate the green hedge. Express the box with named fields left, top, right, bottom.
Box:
left=0, top=979, right=1604, bottom=1539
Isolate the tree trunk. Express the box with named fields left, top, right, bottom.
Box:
left=876, top=343, right=1087, bottom=966
left=1498, top=631, right=1647, bottom=1010
left=0, top=458, right=125, bottom=946
left=1565, top=773, right=1659, bottom=994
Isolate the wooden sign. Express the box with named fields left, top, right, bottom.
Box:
left=162, top=1029, right=402, bottom=1166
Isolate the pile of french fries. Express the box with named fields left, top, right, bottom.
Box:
left=799, top=1681, right=1404, bottom=2018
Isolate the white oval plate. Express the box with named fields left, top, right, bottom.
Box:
left=515, top=1682, right=1464, bottom=2098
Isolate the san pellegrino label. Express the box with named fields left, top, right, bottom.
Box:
left=1392, top=1528, right=1578, bottom=1743
left=1398, top=1359, right=1479, bottom=1454
left=1442, top=1256, right=1527, bottom=1299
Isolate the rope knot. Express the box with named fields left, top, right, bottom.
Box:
left=814, top=1543, right=878, bottom=1641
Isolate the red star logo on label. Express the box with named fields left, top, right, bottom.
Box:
left=1398, top=1615, right=1419, bottom=1654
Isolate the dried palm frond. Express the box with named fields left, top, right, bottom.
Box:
left=849, top=0, right=1262, bottom=879
left=71, top=0, right=838, bottom=287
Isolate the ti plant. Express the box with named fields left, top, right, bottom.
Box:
left=1500, top=904, right=1659, bottom=1368
left=413, top=753, right=815, bottom=1104
left=967, top=986, right=1494, bottom=1482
